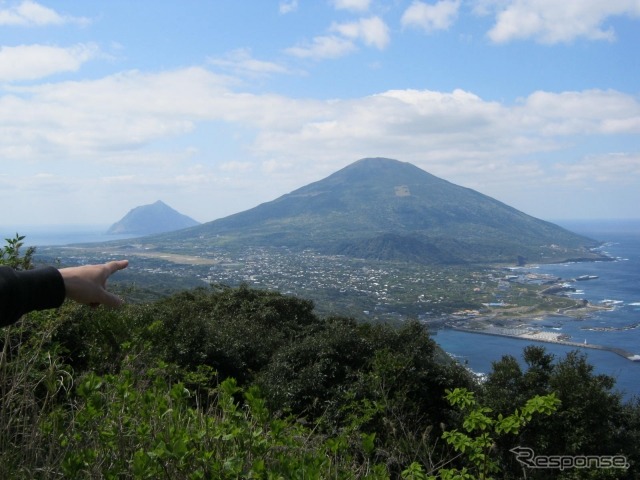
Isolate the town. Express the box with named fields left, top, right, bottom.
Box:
left=37, top=242, right=584, bottom=324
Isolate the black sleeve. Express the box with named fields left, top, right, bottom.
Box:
left=0, top=266, right=66, bottom=327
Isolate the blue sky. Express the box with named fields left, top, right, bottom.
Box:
left=1, top=0, right=639, bottom=227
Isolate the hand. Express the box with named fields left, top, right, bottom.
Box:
left=59, top=260, right=129, bottom=308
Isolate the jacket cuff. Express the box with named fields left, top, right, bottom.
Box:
left=19, top=266, right=66, bottom=312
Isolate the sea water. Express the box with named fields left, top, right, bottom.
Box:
left=0, top=225, right=140, bottom=246
left=436, top=219, right=640, bottom=400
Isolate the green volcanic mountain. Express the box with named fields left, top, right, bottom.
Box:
left=107, top=200, right=200, bottom=236
left=160, top=158, right=605, bottom=264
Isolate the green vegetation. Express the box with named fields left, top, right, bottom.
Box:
left=1, top=234, right=35, bottom=270
left=2, top=238, right=638, bottom=478
left=404, top=387, right=560, bottom=479
left=2, top=287, right=638, bottom=478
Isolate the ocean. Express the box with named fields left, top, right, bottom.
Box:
left=436, top=219, right=640, bottom=400
left=3, top=220, right=639, bottom=399
left=0, top=225, right=140, bottom=247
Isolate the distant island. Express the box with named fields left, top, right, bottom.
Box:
left=107, top=200, right=200, bottom=236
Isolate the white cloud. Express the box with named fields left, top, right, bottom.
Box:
left=519, top=90, right=640, bottom=135
left=285, top=35, right=357, bottom=59
left=3, top=68, right=638, bottom=177
left=0, top=68, right=214, bottom=158
left=483, top=0, right=640, bottom=44
left=554, top=153, right=640, bottom=186
left=331, top=0, right=371, bottom=12
left=2, top=65, right=639, bottom=222
left=253, top=88, right=518, bottom=168
left=286, top=15, right=390, bottom=59
left=0, top=43, right=99, bottom=82
left=472, top=0, right=509, bottom=17
left=219, top=161, right=254, bottom=173
left=279, top=0, right=298, bottom=14
left=401, top=0, right=461, bottom=32
left=331, top=16, right=390, bottom=49
left=0, top=67, right=327, bottom=161
left=0, top=0, right=89, bottom=26
left=208, top=48, right=292, bottom=76
left=102, top=175, right=136, bottom=185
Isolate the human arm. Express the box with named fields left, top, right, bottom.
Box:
left=59, top=260, right=129, bottom=308
left=0, top=265, right=65, bottom=327
left=0, top=260, right=128, bottom=327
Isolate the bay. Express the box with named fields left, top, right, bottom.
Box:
left=436, top=219, right=640, bottom=400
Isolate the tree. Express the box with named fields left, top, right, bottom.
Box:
left=400, top=387, right=560, bottom=480
left=482, top=346, right=638, bottom=479
left=0, top=234, right=35, bottom=270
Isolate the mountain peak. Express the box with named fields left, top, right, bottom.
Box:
left=349, top=157, right=408, bottom=168
left=325, top=157, right=434, bottom=183
left=348, top=157, right=417, bottom=170
left=107, top=200, right=200, bottom=236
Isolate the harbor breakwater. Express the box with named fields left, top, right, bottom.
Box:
left=447, top=324, right=640, bottom=362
